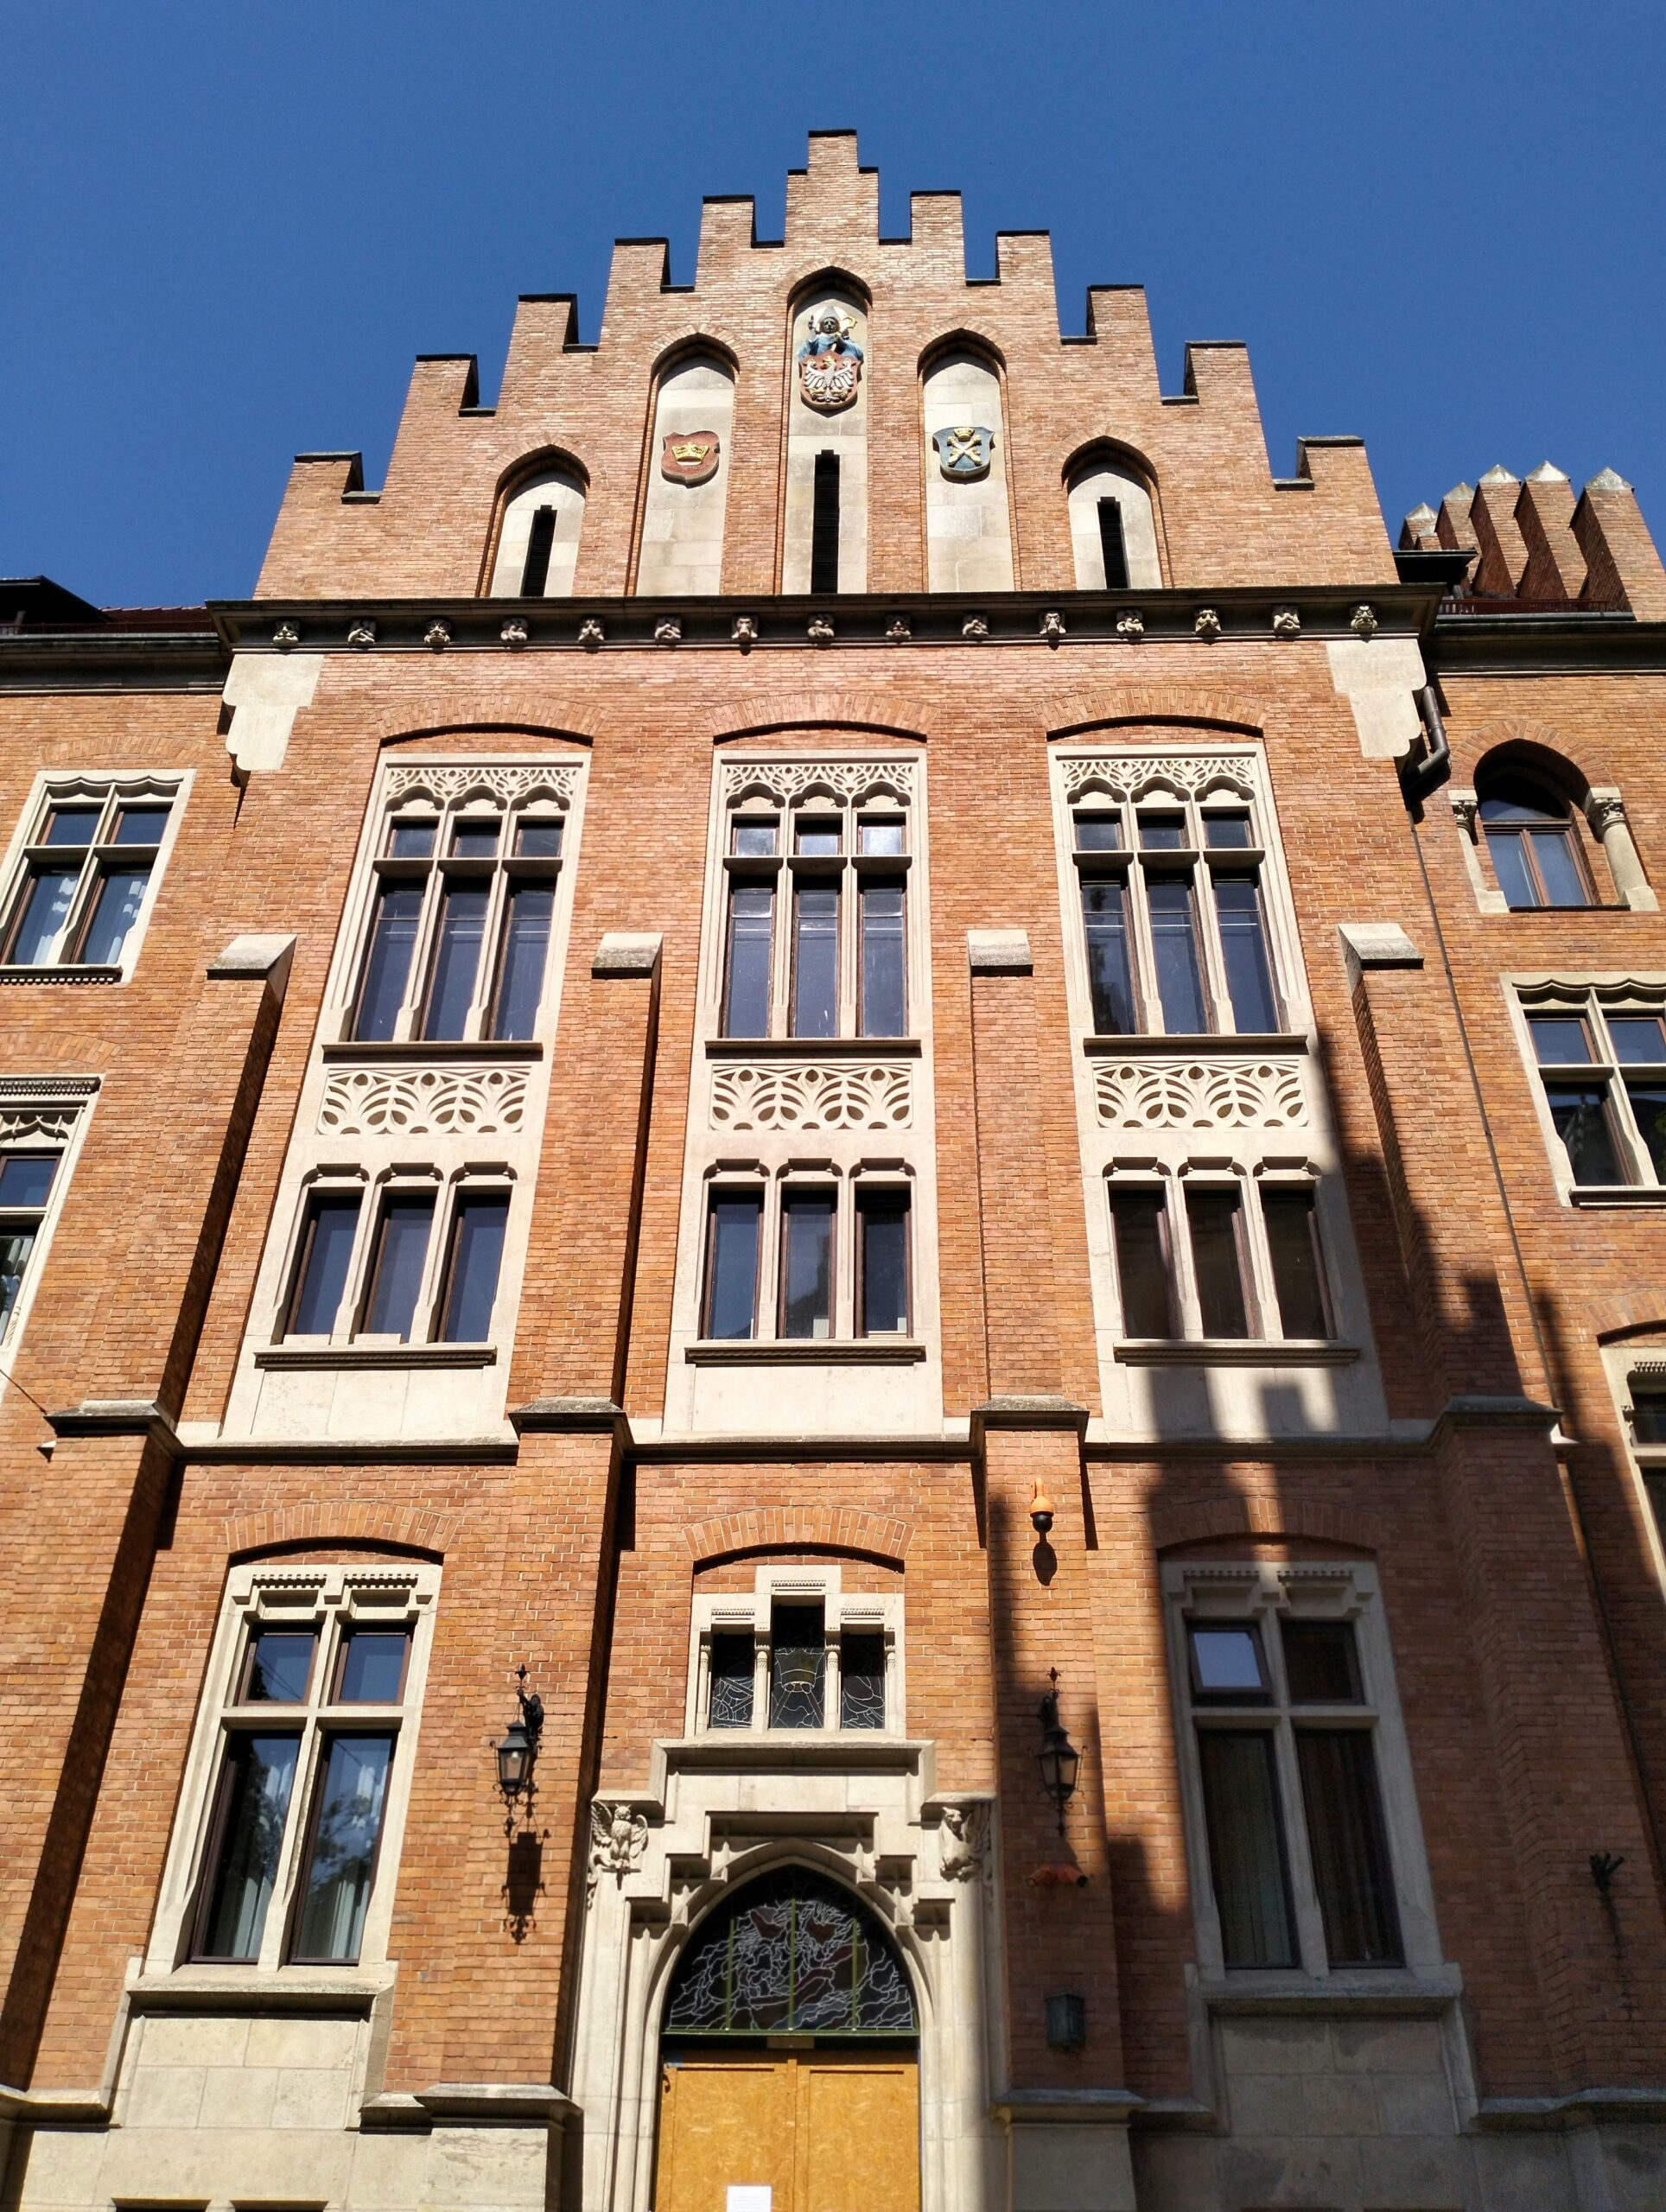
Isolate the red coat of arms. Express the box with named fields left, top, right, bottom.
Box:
left=796, top=307, right=864, bottom=413
left=660, top=431, right=722, bottom=486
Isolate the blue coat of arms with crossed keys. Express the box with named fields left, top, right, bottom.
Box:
left=932, top=423, right=995, bottom=480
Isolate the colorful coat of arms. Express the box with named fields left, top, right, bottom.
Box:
left=932, top=424, right=994, bottom=480
left=796, top=306, right=864, bottom=412
left=660, top=431, right=722, bottom=485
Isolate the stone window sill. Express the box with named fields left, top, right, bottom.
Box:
left=685, top=1338, right=927, bottom=1366
left=705, top=1035, right=922, bottom=1059
left=1568, top=1185, right=1666, bottom=1208
left=0, top=963, right=122, bottom=986
left=130, top=1963, right=396, bottom=2013
left=1197, top=1967, right=1459, bottom=2016
left=320, top=1038, right=543, bottom=1060
left=1116, top=1338, right=1359, bottom=1366
left=255, top=1341, right=497, bottom=1370
left=1083, top=1030, right=1307, bottom=1057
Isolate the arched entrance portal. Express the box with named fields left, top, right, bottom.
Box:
left=654, top=1868, right=920, bottom=2212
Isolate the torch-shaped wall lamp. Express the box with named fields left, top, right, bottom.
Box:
left=496, top=1664, right=545, bottom=1803
left=1036, top=1668, right=1080, bottom=1835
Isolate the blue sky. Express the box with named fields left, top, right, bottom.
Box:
left=4, top=1, right=1663, bottom=606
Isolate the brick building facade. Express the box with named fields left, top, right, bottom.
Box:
left=3, top=132, right=1665, bottom=2211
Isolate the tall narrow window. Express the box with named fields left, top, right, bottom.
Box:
left=1262, top=1186, right=1331, bottom=1338
left=359, top=1194, right=434, bottom=1341
left=291, top=1733, right=396, bottom=1964
left=1111, top=1186, right=1173, bottom=1338
left=858, top=880, right=906, bottom=1037
left=791, top=885, right=840, bottom=1039
left=703, top=1192, right=762, bottom=1340
left=1148, top=876, right=1208, bottom=1033
left=194, top=1733, right=302, bottom=1962
left=1212, top=876, right=1279, bottom=1033
left=519, top=506, right=556, bottom=596
left=423, top=882, right=489, bottom=1040
left=840, top=1630, right=887, bottom=1730
left=356, top=883, right=424, bottom=1041
left=1, top=785, right=175, bottom=972
left=811, top=451, right=841, bottom=594
left=1081, top=878, right=1136, bottom=1033
left=437, top=1191, right=507, bottom=1343
left=0, top=1151, right=60, bottom=1332
left=708, top=1630, right=756, bottom=1730
left=492, top=884, right=555, bottom=1041
left=287, top=1193, right=362, bottom=1338
left=1198, top=1731, right=1297, bottom=1968
left=768, top=1604, right=826, bottom=1729
left=780, top=1190, right=835, bottom=1339
left=1187, top=1186, right=1251, bottom=1338
left=723, top=883, right=775, bottom=1039
left=857, top=1188, right=910, bottom=1338
left=1097, top=497, right=1129, bottom=590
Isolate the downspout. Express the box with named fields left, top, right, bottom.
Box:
left=1397, top=683, right=1450, bottom=804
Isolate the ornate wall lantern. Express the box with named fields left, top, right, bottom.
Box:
left=1035, top=1669, right=1080, bottom=1834
left=496, top=1664, right=544, bottom=1802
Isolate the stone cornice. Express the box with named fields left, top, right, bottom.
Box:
left=208, top=584, right=1440, bottom=658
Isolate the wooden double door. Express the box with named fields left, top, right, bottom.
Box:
left=656, top=2049, right=920, bottom=2212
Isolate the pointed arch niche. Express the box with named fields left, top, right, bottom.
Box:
left=569, top=1736, right=996, bottom=2212
left=487, top=459, right=587, bottom=598
left=1066, top=448, right=1163, bottom=591
left=636, top=350, right=737, bottom=596
left=921, top=344, right=1014, bottom=592
left=783, top=281, right=869, bottom=593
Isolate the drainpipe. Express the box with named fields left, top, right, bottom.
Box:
left=1398, top=683, right=1451, bottom=805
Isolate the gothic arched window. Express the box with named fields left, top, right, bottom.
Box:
left=1478, top=774, right=1591, bottom=909
left=663, top=1868, right=915, bottom=2037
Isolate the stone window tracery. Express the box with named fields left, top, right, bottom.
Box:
left=224, top=756, right=584, bottom=1445
left=1515, top=980, right=1666, bottom=1201
left=1163, top=1560, right=1442, bottom=1986
left=667, top=751, right=941, bottom=1431
left=0, top=772, right=185, bottom=981
left=149, top=1562, right=439, bottom=1977
left=689, top=1566, right=902, bottom=1741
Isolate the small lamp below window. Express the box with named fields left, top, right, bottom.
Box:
left=1036, top=1669, right=1080, bottom=1836
left=496, top=1664, right=544, bottom=1802
left=1045, top=1992, right=1086, bottom=2050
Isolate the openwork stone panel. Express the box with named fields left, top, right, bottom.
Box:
left=1094, top=1056, right=1306, bottom=1129
left=384, top=762, right=581, bottom=808
left=710, top=1060, right=912, bottom=1131
left=721, top=759, right=917, bottom=810
left=318, top=1063, right=531, bottom=1137
left=1061, top=751, right=1255, bottom=803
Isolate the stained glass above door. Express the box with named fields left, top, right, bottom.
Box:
left=663, top=1868, right=916, bottom=2037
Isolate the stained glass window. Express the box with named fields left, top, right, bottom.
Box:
left=768, top=1605, right=825, bottom=1727
left=709, top=1630, right=755, bottom=1729
left=663, top=1869, right=915, bottom=2037
left=839, top=1630, right=886, bottom=1730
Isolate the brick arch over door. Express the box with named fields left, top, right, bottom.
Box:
left=684, top=1505, right=912, bottom=1569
